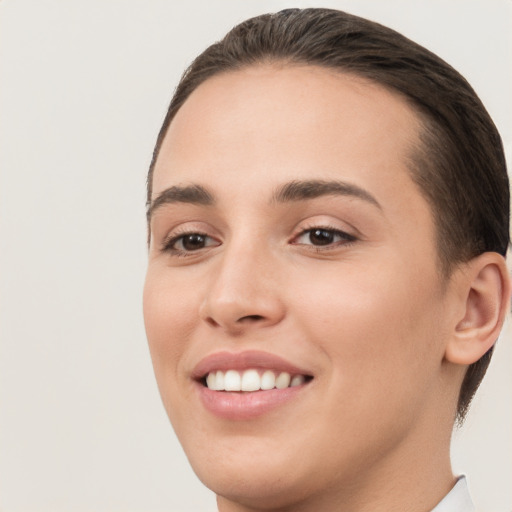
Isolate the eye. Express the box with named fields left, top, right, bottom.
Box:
left=292, top=227, right=356, bottom=247
left=163, top=232, right=220, bottom=255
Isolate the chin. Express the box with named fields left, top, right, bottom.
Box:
left=197, top=465, right=312, bottom=511
left=183, top=434, right=318, bottom=509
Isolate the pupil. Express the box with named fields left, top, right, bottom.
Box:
left=310, top=229, right=333, bottom=245
left=183, top=234, right=205, bottom=250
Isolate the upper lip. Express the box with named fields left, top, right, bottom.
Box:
left=191, top=350, right=312, bottom=380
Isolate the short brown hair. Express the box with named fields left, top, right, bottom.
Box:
left=147, top=8, right=509, bottom=421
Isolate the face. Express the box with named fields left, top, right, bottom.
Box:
left=144, top=65, right=455, bottom=509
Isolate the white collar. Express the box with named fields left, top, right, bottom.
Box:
left=431, top=476, right=475, bottom=512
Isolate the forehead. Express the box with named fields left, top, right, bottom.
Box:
left=152, top=65, right=431, bottom=233
left=153, top=65, right=423, bottom=198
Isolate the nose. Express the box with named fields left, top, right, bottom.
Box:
left=198, top=240, right=286, bottom=334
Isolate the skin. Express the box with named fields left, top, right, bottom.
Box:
left=143, top=65, right=506, bottom=511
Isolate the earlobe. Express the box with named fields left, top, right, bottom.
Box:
left=445, top=252, right=511, bottom=365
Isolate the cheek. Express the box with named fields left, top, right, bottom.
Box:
left=291, top=259, right=445, bottom=396
left=143, top=270, right=199, bottom=397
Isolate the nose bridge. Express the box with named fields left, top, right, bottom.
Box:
left=199, top=232, right=284, bottom=331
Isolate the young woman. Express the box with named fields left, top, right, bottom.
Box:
left=143, top=9, right=510, bottom=511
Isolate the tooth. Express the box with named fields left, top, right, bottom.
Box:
left=241, top=369, right=261, bottom=391
left=224, top=370, right=241, bottom=391
left=215, top=370, right=225, bottom=391
left=275, top=372, right=291, bottom=389
left=290, top=375, right=305, bottom=387
left=206, top=369, right=303, bottom=392
left=206, top=372, right=216, bottom=390
left=260, top=370, right=276, bottom=390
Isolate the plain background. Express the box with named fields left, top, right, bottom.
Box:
left=0, top=1, right=511, bottom=511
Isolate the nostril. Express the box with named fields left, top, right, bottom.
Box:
left=203, top=314, right=265, bottom=328
left=205, top=317, right=220, bottom=327
left=238, top=314, right=265, bottom=322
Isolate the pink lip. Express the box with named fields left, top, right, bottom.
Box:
left=191, top=350, right=310, bottom=379
left=191, top=350, right=313, bottom=421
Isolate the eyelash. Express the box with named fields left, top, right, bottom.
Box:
left=162, top=230, right=218, bottom=257
left=161, top=225, right=357, bottom=257
left=292, top=225, right=357, bottom=251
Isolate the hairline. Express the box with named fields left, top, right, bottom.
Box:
left=147, top=60, right=456, bottom=278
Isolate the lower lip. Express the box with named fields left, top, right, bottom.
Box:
left=196, top=382, right=309, bottom=420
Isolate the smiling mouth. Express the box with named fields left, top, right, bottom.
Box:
left=202, top=369, right=313, bottom=392
left=193, top=352, right=314, bottom=419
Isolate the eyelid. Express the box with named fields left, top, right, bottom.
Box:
left=157, top=218, right=358, bottom=257
left=162, top=231, right=220, bottom=252
left=158, top=220, right=222, bottom=256
left=151, top=214, right=221, bottom=246
left=292, top=211, right=363, bottom=236
left=291, top=219, right=357, bottom=238
left=290, top=223, right=358, bottom=248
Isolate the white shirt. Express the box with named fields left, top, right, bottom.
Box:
left=431, top=476, right=475, bottom=512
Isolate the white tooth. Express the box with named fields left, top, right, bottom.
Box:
left=260, top=370, right=276, bottom=390
left=241, top=369, right=261, bottom=392
left=206, top=372, right=216, bottom=390
left=215, top=370, right=225, bottom=391
left=275, top=372, right=291, bottom=389
left=224, top=370, right=241, bottom=391
left=290, top=375, right=305, bottom=387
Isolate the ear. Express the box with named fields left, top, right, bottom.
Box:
left=445, top=252, right=511, bottom=365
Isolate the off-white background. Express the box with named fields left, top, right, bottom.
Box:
left=1, top=1, right=511, bottom=511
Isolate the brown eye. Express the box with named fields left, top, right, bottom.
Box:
left=309, top=229, right=336, bottom=246
left=293, top=227, right=356, bottom=248
left=163, top=232, right=219, bottom=254
left=181, top=234, right=207, bottom=251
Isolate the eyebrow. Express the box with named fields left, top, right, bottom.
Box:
left=147, top=178, right=381, bottom=222
left=147, top=184, right=214, bottom=220
left=271, top=179, right=382, bottom=209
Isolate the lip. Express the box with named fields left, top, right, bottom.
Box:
left=192, top=350, right=310, bottom=379
left=191, top=350, right=313, bottom=420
